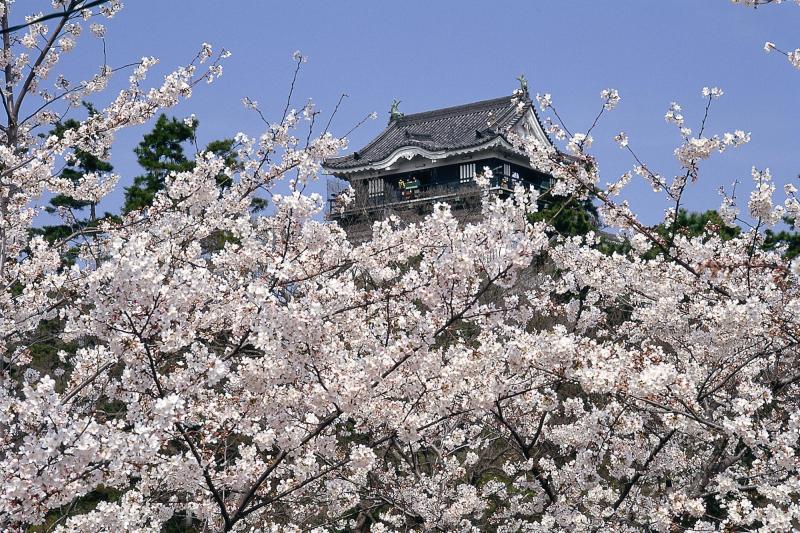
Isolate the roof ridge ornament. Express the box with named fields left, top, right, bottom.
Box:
left=516, top=74, right=530, bottom=100
left=389, top=99, right=404, bottom=123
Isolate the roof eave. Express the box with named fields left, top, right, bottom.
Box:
left=322, top=95, right=557, bottom=176
left=323, top=136, right=531, bottom=176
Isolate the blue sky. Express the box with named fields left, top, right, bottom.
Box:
left=39, top=0, right=800, bottom=225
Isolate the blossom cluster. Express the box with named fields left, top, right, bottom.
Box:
left=737, top=0, right=800, bottom=69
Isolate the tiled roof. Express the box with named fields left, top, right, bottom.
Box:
left=324, top=94, right=535, bottom=172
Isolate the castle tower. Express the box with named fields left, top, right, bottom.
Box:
left=323, top=87, right=555, bottom=240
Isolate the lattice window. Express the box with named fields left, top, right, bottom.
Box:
left=503, top=163, right=511, bottom=178
left=367, top=178, right=384, bottom=198
left=460, top=163, right=476, bottom=184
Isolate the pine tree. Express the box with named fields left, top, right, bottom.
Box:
left=529, top=194, right=598, bottom=237
left=34, top=104, right=114, bottom=250
left=122, top=114, right=197, bottom=213
left=122, top=114, right=242, bottom=214
left=763, top=217, right=800, bottom=259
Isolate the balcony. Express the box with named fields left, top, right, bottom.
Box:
left=327, top=173, right=534, bottom=221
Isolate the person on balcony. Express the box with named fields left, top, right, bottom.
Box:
left=399, top=176, right=420, bottom=199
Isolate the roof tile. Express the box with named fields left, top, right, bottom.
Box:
left=325, top=94, right=530, bottom=171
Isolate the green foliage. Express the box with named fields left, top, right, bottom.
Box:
left=641, top=209, right=741, bottom=260
left=204, top=138, right=236, bottom=187
left=28, top=486, right=122, bottom=533
left=618, top=209, right=800, bottom=261
left=657, top=209, right=740, bottom=242
left=122, top=114, right=246, bottom=214
left=33, top=103, right=114, bottom=248
left=526, top=194, right=632, bottom=256
left=160, top=514, right=202, bottom=533
left=529, top=194, right=597, bottom=237
left=27, top=318, right=78, bottom=381
left=203, top=137, right=261, bottom=210
left=763, top=217, right=800, bottom=259
left=48, top=128, right=113, bottom=214
left=123, top=114, right=197, bottom=213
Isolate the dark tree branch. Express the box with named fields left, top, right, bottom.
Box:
left=0, top=0, right=112, bottom=36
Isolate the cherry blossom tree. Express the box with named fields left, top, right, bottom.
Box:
left=3, top=2, right=800, bottom=532
left=733, top=0, right=800, bottom=69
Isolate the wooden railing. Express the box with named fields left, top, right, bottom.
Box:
left=328, top=174, right=531, bottom=219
